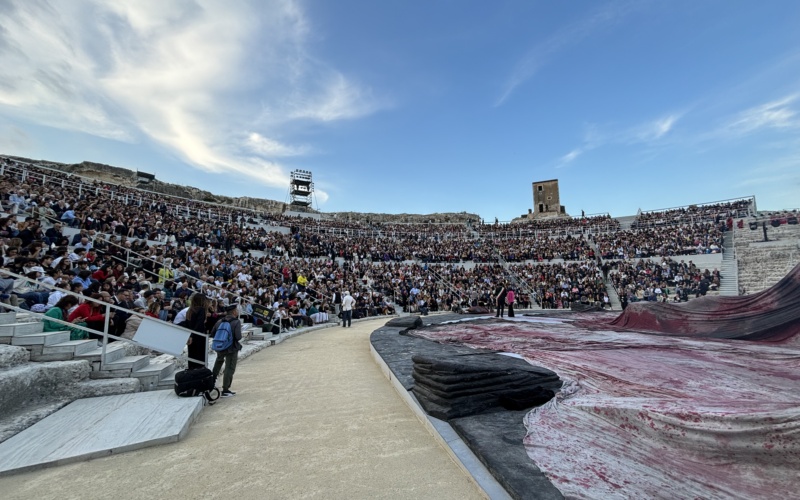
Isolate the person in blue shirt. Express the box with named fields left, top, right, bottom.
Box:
left=72, top=269, right=93, bottom=289
left=60, top=209, right=80, bottom=228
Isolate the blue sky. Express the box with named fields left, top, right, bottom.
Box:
left=1, top=0, right=799, bottom=220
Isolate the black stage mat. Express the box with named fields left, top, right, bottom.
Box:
left=370, top=314, right=564, bottom=500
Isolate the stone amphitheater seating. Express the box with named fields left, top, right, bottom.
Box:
left=735, top=222, right=800, bottom=294
left=0, top=306, right=271, bottom=443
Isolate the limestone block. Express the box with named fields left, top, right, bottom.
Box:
left=65, top=378, right=141, bottom=399
left=0, top=345, right=29, bottom=370
left=0, top=400, right=69, bottom=445
left=0, top=361, right=91, bottom=417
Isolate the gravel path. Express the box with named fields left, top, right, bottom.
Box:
left=1, top=317, right=482, bottom=500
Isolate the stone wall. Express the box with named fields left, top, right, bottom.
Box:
left=735, top=223, right=800, bottom=294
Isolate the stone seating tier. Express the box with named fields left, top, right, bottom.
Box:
left=734, top=223, right=800, bottom=294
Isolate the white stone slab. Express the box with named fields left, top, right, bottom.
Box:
left=0, top=312, right=17, bottom=325
left=0, top=391, right=203, bottom=476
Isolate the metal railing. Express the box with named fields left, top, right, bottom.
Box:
left=0, top=157, right=276, bottom=225
left=638, top=196, right=756, bottom=216
left=1, top=269, right=210, bottom=369
left=424, top=265, right=469, bottom=311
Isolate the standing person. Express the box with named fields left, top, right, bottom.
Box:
left=183, top=293, right=208, bottom=370
left=341, top=290, right=356, bottom=328
left=211, top=304, right=242, bottom=398
left=506, top=287, right=516, bottom=318
left=495, top=282, right=507, bottom=318
left=332, top=288, right=342, bottom=325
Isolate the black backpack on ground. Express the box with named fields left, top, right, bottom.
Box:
left=174, top=367, right=220, bottom=405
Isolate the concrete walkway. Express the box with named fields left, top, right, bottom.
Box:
left=0, top=317, right=482, bottom=500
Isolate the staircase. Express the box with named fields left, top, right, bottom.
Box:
left=0, top=311, right=178, bottom=391
left=615, top=215, right=638, bottom=230
left=604, top=278, right=623, bottom=310
left=719, top=232, right=739, bottom=296
left=487, top=248, right=541, bottom=310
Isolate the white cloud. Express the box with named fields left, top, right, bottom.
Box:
left=724, top=95, right=798, bottom=135
left=556, top=149, right=582, bottom=168
left=495, top=1, right=641, bottom=107
left=555, top=112, right=679, bottom=167
left=0, top=0, right=380, bottom=195
left=288, top=72, right=379, bottom=122
left=246, top=133, right=307, bottom=157
left=633, top=114, right=680, bottom=142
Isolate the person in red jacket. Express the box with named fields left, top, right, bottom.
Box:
left=91, top=264, right=111, bottom=282
left=68, top=292, right=115, bottom=341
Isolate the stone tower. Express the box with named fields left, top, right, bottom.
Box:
left=531, top=179, right=565, bottom=218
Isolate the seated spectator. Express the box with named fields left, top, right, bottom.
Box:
left=122, top=307, right=145, bottom=340
left=60, top=208, right=80, bottom=228
left=276, top=304, right=293, bottom=331
left=43, top=295, right=88, bottom=340
left=13, top=269, right=50, bottom=309
left=72, top=269, right=93, bottom=290
left=308, top=302, right=329, bottom=324
left=145, top=300, right=162, bottom=319
left=68, top=292, right=114, bottom=340
left=291, top=305, right=313, bottom=328
left=8, top=190, right=30, bottom=213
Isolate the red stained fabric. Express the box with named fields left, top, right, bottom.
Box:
left=604, top=262, right=800, bottom=342
left=411, top=303, right=800, bottom=498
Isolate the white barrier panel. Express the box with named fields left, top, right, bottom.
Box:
left=132, top=317, right=191, bottom=356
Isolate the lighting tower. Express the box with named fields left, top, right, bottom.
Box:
left=288, top=169, right=314, bottom=208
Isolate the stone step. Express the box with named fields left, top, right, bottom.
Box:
left=74, top=343, right=127, bottom=364
left=132, top=361, right=175, bottom=379
left=43, top=340, right=98, bottom=356
left=0, top=312, right=18, bottom=325
left=132, top=362, right=176, bottom=391
left=250, top=331, right=273, bottom=341
left=101, top=355, right=150, bottom=373
left=156, top=372, right=176, bottom=390
left=0, top=361, right=91, bottom=415
left=0, top=322, right=44, bottom=338
left=0, top=345, right=30, bottom=369
left=12, top=331, right=71, bottom=347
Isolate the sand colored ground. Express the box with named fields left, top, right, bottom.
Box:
left=0, top=317, right=483, bottom=500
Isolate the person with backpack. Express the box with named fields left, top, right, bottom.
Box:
left=211, top=304, right=242, bottom=398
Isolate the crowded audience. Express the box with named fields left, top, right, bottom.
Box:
left=0, top=155, right=754, bottom=337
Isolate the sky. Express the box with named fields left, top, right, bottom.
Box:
left=0, top=0, right=799, bottom=221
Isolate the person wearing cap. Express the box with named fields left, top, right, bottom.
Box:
left=341, top=290, right=356, bottom=328
left=211, top=304, right=242, bottom=397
